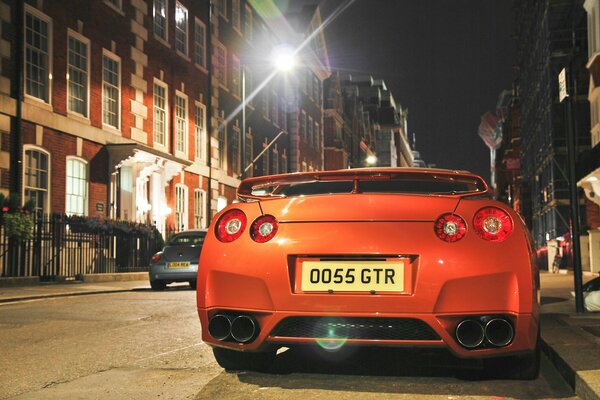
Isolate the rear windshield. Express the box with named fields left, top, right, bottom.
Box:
left=273, top=176, right=485, bottom=197
left=169, top=233, right=206, bottom=246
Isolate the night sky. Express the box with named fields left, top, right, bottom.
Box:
left=288, top=0, right=515, bottom=182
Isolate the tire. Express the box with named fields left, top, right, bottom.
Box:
left=189, top=280, right=197, bottom=290
left=212, top=347, right=275, bottom=372
left=150, top=280, right=167, bottom=291
left=483, top=340, right=540, bottom=380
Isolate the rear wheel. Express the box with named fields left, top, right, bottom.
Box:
left=150, top=280, right=166, bottom=291
left=189, top=280, right=197, bottom=290
left=483, top=338, right=541, bottom=380
left=212, top=347, right=275, bottom=372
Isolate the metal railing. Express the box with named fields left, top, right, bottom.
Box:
left=0, top=213, right=161, bottom=280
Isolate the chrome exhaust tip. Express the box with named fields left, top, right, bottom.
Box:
left=231, top=315, right=258, bottom=343
left=208, top=314, right=233, bottom=341
left=455, top=319, right=485, bottom=349
left=484, top=318, right=514, bottom=347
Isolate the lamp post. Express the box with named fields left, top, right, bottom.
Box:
left=240, top=45, right=297, bottom=179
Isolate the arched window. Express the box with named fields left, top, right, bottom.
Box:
left=23, top=147, right=50, bottom=215
left=66, top=157, right=88, bottom=216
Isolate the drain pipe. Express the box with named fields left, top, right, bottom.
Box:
left=11, top=0, right=24, bottom=196
left=206, top=0, right=213, bottom=226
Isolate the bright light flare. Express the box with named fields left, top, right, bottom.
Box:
left=366, top=155, right=377, bottom=165
left=271, top=44, right=297, bottom=72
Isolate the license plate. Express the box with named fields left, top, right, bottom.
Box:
left=301, top=260, right=404, bottom=292
left=169, top=262, right=190, bottom=269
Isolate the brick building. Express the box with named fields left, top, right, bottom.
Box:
left=0, top=0, right=330, bottom=236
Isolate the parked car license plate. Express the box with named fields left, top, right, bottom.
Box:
left=169, top=262, right=190, bottom=269
left=301, top=260, right=404, bottom=292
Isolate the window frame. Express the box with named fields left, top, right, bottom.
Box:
left=23, top=145, right=51, bottom=215
left=175, top=183, right=189, bottom=232
left=153, top=0, right=169, bottom=43
left=101, top=49, right=121, bottom=131
left=244, top=4, right=253, bottom=41
left=231, top=54, right=241, bottom=98
left=175, top=90, right=189, bottom=159
left=194, top=189, right=207, bottom=229
left=153, top=79, right=169, bottom=151
left=175, top=1, right=189, bottom=56
left=232, top=0, right=241, bottom=33
left=66, top=29, right=91, bottom=118
left=194, top=17, right=207, bottom=69
left=214, top=42, right=227, bottom=87
left=194, top=101, right=207, bottom=164
left=65, top=156, right=88, bottom=216
left=24, top=5, right=53, bottom=106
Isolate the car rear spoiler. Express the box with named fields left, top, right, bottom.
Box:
left=237, top=168, right=490, bottom=201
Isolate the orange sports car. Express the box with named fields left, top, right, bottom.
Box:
left=196, top=168, right=540, bottom=379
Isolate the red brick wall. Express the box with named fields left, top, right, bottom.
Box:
left=586, top=197, right=600, bottom=230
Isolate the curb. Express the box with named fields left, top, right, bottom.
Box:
left=541, top=336, right=600, bottom=400
left=0, top=288, right=145, bottom=304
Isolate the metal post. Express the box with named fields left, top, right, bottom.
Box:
left=241, top=68, right=246, bottom=179
left=565, top=67, right=584, bottom=313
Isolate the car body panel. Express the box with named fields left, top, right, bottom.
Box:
left=196, top=168, right=539, bottom=360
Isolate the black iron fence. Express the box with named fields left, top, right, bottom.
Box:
left=0, top=213, right=163, bottom=280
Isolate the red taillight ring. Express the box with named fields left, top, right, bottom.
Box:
left=151, top=253, right=162, bottom=263
left=250, top=215, right=278, bottom=243
left=215, top=209, right=247, bottom=243
left=434, top=213, right=467, bottom=242
left=473, top=207, right=513, bottom=242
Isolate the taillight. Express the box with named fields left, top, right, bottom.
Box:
left=250, top=215, right=278, bottom=243
left=434, top=213, right=467, bottom=242
left=215, top=209, right=247, bottom=242
left=473, top=207, right=513, bottom=242
left=152, top=253, right=162, bottom=263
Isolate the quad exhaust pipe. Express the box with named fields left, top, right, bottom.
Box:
left=455, top=316, right=514, bottom=349
left=208, top=314, right=259, bottom=343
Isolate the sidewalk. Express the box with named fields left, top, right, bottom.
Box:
left=540, top=271, right=600, bottom=400
left=0, top=278, right=150, bottom=303
left=1, top=271, right=599, bottom=398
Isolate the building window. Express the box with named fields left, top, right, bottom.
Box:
left=262, top=141, right=269, bottom=176
left=308, top=116, right=314, bottom=146
left=195, top=102, right=206, bottom=162
left=24, top=148, right=49, bottom=215
left=175, top=93, right=188, bottom=156
left=175, top=2, right=188, bottom=55
left=280, top=152, right=287, bottom=174
left=25, top=6, right=51, bottom=103
left=244, top=5, right=253, bottom=41
left=154, top=0, right=168, bottom=41
left=315, top=121, right=320, bottom=150
left=272, top=148, right=279, bottom=175
left=271, top=91, right=278, bottom=125
left=279, top=99, right=286, bottom=131
left=218, top=123, right=226, bottom=169
left=231, top=55, right=241, bottom=97
left=313, top=76, right=319, bottom=102
left=104, top=0, right=122, bottom=11
left=215, top=43, right=227, bottom=86
left=243, top=66, right=253, bottom=106
left=229, top=124, right=241, bottom=175
left=67, top=32, right=89, bottom=117
left=215, top=0, right=227, bottom=18
left=232, top=0, right=241, bottom=32
left=175, top=184, right=188, bottom=232
left=301, top=110, right=307, bottom=140
left=244, top=130, right=253, bottom=178
left=194, top=189, right=206, bottom=229
left=102, top=53, right=120, bottom=129
left=153, top=81, right=168, bottom=148
left=263, top=91, right=269, bottom=119
left=66, top=158, right=87, bottom=216
left=194, top=18, right=206, bottom=67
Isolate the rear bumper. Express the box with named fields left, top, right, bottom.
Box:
left=149, top=264, right=198, bottom=282
left=197, top=308, right=538, bottom=359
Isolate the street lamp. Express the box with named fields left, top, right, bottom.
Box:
left=366, top=155, right=377, bottom=166
left=241, top=44, right=298, bottom=179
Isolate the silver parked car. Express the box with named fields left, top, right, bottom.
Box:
left=149, top=230, right=206, bottom=290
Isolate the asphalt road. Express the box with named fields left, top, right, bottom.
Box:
left=0, top=286, right=578, bottom=400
